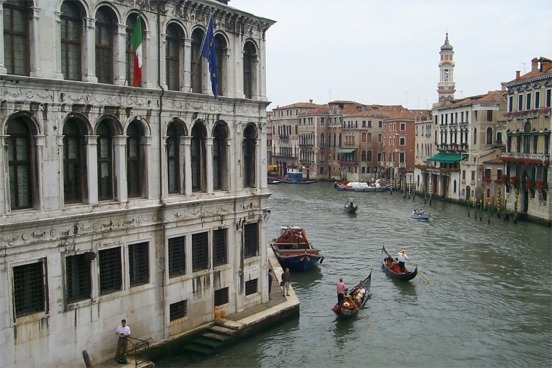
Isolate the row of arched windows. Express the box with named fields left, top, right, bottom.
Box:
left=2, top=0, right=259, bottom=98
left=4, top=114, right=258, bottom=211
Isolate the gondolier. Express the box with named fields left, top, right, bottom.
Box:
left=397, top=249, right=409, bottom=273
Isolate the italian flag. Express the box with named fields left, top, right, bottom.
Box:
left=131, top=17, right=142, bottom=87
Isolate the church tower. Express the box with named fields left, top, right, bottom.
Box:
left=437, top=33, right=455, bottom=103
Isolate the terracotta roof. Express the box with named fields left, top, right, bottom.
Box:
left=505, top=57, right=552, bottom=84
left=274, top=102, right=323, bottom=110
left=435, top=90, right=505, bottom=109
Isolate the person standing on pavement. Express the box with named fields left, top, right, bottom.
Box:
left=281, top=268, right=291, bottom=296
left=268, top=268, right=273, bottom=299
left=115, top=319, right=131, bottom=363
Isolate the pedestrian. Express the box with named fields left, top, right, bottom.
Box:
left=115, top=319, right=131, bottom=364
left=281, top=268, right=291, bottom=296
left=336, top=278, right=346, bottom=307
left=397, top=249, right=409, bottom=273
left=268, top=268, right=273, bottom=298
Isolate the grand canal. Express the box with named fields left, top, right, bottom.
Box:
left=159, top=182, right=551, bottom=368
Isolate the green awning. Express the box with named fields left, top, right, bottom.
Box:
left=338, top=148, right=356, bottom=154
left=427, top=153, right=466, bottom=163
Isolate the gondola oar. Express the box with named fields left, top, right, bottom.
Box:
left=407, top=259, right=430, bottom=284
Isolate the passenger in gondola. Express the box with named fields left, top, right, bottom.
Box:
left=354, top=282, right=366, bottom=305
left=397, top=249, right=409, bottom=273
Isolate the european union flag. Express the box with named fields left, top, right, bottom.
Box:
left=201, top=15, right=218, bottom=99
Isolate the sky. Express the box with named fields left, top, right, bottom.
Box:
left=231, top=0, right=552, bottom=111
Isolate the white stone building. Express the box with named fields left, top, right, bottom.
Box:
left=0, top=0, right=275, bottom=366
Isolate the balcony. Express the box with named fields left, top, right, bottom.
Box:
left=500, top=152, right=550, bottom=165
left=503, top=107, right=551, bottom=120
left=338, top=161, right=357, bottom=166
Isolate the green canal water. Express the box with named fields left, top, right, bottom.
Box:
left=157, top=182, right=552, bottom=368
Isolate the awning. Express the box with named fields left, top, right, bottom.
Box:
left=338, top=148, right=356, bottom=154
left=427, top=153, right=466, bottom=163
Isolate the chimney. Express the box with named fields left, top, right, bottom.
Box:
left=309, top=99, right=313, bottom=104
left=515, top=71, right=520, bottom=79
left=531, top=57, right=538, bottom=71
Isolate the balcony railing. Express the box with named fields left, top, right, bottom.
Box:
left=503, top=107, right=551, bottom=120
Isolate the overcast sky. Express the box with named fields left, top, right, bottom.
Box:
left=232, top=0, right=552, bottom=111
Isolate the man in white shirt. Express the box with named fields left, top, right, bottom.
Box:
left=115, top=319, right=131, bottom=363
left=397, top=249, right=409, bottom=273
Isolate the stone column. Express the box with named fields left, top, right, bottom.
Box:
left=83, top=17, right=98, bottom=83
left=85, top=135, right=98, bottom=205
left=0, top=134, right=7, bottom=214
left=113, top=135, right=127, bottom=202
left=29, top=6, right=43, bottom=78
left=114, top=23, right=127, bottom=86
left=0, top=2, right=7, bottom=74
left=206, top=137, right=214, bottom=193
left=183, top=136, right=192, bottom=196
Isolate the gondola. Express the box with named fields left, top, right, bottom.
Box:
left=331, top=270, right=372, bottom=319
left=343, top=197, right=358, bottom=214
left=381, top=246, right=417, bottom=281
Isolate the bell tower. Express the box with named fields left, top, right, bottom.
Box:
left=437, top=33, right=455, bottom=103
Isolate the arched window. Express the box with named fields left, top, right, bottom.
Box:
left=166, top=24, right=182, bottom=90
left=126, top=14, right=144, bottom=87
left=243, top=42, right=256, bottom=99
left=3, top=0, right=31, bottom=75
left=361, top=132, right=367, bottom=143
left=191, top=123, right=207, bottom=192
left=60, top=1, right=83, bottom=80
left=243, top=125, right=257, bottom=188
left=190, top=29, right=204, bottom=93
left=214, top=35, right=226, bottom=97
left=320, top=133, right=325, bottom=147
left=213, top=123, right=229, bottom=191
left=166, top=123, right=182, bottom=194
left=7, top=117, right=34, bottom=209
left=95, top=7, right=116, bottom=84
left=127, top=121, right=143, bottom=198
left=97, top=121, right=114, bottom=200
left=486, top=127, right=493, bottom=145
left=63, top=119, right=87, bottom=203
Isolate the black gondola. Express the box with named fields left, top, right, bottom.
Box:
left=331, top=270, right=372, bottom=319
left=343, top=197, right=358, bottom=214
left=381, top=246, right=417, bottom=281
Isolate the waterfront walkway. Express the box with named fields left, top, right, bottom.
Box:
left=99, top=248, right=299, bottom=367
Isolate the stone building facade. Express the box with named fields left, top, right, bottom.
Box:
left=0, top=0, right=274, bottom=366
left=501, top=57, right=551, bottom=224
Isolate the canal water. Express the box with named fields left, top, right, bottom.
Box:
left=158, top=182, right=552, bottom=368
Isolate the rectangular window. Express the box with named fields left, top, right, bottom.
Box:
left=399, top=152, right=405, bottom=163
left=526, top=93, right=532, bottom=110
left=508, top=96, right=513, bottom=112
left=129, top=242, right=149, bottom=287
left=399, top=137, right=406, bottom=146
left=192, top=232, right=209, bottom=272
left=245, top=279, right=258, bottom=296
left=546, top=89, right=551, bottom=107
left=214, top=287, right=229, bottom=306
left=66, top=253, right=91, bottom=303
left=486, top=110, right=493, bottom=121
left=518, top=94, right=523, bottom=111
left=13, top=260, right=47, bottom=318
left=168, top=236, right=186, bottom=278
left=462, top=170, right=466, bottom=180
left=535, top=91, right=540, bottom=109
left=99, top=247, right=122, bottom=295
left=213, top=228, right=228, bottom=267
left=169, top=300, right=187, bottom=321
left=244, top=223, right=259, bottom=258
left=484, top=168, right=491, bottom=178
left=400, top=122, right=406, bottom=131
left=471, top=171, right=475, bottom=181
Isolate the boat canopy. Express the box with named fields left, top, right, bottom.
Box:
left=337, top=148, right=356, bottom=154
left=427, top=153, right=467, bottom=163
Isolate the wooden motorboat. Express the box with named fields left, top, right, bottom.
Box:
left=270, top=226, right=324, bottom=271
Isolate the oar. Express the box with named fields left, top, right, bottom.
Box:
left=407, top=259, right=430, bottom=284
